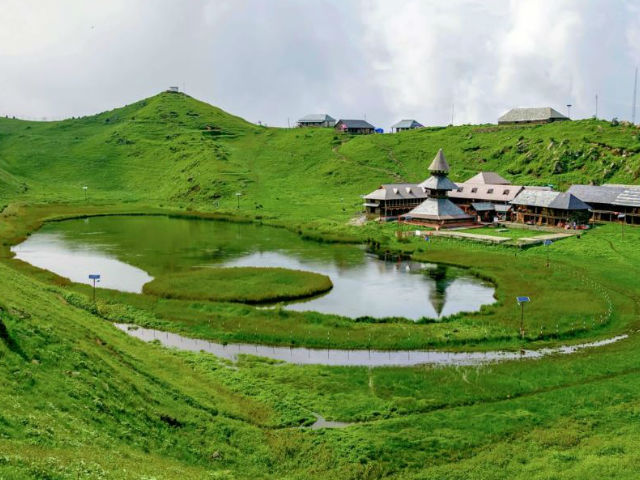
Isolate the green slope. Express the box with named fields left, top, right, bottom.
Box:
left=1, top=92, right=639, bottom=220
left=2, top=93, right=640, bottom=479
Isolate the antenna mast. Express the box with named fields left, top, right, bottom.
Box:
left=633, top=67, right=638, bottom=124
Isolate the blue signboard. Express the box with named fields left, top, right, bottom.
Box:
left=516, top=296, right=530, bottom=303
left=88, top=274, right=101, bottom=280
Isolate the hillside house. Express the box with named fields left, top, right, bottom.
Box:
left=297, top=114, right=336, bottom=128
left=363, top=184, right=428, bottom=219
left=568, top=184, right=640, bottom=224
left=335, top=119, right=375, bottom=134
left=402, top=150, right=474, bottom=229
left=498, top=107, right=569, bottom=125
left=510, top=190, right=590, bottom=226
left=391, top=119, right=423, bottom=133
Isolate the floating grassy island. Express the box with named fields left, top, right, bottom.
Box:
left=143, top=266, right=333, bottom=304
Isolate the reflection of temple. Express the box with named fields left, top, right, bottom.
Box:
left=425, top=264, right=451, bottom=316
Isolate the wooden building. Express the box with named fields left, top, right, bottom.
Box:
left=498, top=107, right=569, bottom=125
left=363, top=184, right=428, bottom=219
left=568, top=184, right=640, bottom=224
left=335, top=119, right=375, bottom=134
left=510, top=190, right=590, bottom=226
left=297, top=114, right=336, bottom=128
left=402, top=150, right=474, bottom=229
left=390, top=119, right=423, bottom=133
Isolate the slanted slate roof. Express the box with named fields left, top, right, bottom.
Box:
left=464, top=171, right=511, bottom=185
left=336, top=119, right=375, bottom=129
left=428, top=149, right=450, bottom=173
left=498, top=107, right=569, bottom=123
left=406, top=198, right=472, bottom=221
left=298, top=114, right=335, bottom=123
left=364, top=183, right=428, bottom=201
left=419, top=175, right=459, bottom=191
left=471, top=202, right=495, bottom=212
left=391, top=119, right=423, bottom=129
left=567, top=184, right=640, bottom=208
left=449, top=184, right=523, bottom=202
left=511, top=190, right=590, bottom=210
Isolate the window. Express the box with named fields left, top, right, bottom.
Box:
left=487, top=188, right=494, bottom=194
left=471, top=187, right=478, bottom=193
left=503, top=189, right=510, bottom=195
left=457, top=187, right=463, bottom=192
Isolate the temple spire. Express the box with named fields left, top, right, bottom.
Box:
left=428, top=148, right=450, bottom=174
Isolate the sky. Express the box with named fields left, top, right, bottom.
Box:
left=1, top=0, right=640, bottom=129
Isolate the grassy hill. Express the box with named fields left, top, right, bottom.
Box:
left=1, top=91, right=640, bottom=221
left=2, top=93, right=640, bottom=478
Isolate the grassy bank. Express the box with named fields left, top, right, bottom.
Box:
left=143, top=266, right=333, bottom=304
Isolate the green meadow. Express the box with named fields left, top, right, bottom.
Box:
left=1, top=92, right=640, bottom=478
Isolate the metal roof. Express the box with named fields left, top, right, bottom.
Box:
left=391, top=119, right=423, bottom=129
left=464, top=171, right=511, bottom=185
left=498, top=107, right=569, bottom=123
left=407, top=197, right=473, bottom=220
left=511, top=190, right=590, bottom=210
left=613, top=188, right=640, bottom=207
left=364, top=183, right=428, bottom=201
left=298, top=114, right=335, bottom=122
left=428, top=149, right=450, bottom=173
left=419, top=175, right=459, bottom=191
left=336, top=119, right=375, bottom=129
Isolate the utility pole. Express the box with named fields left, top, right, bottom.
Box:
left=632, top=67, right=638, bottom=124
left=595, top=94, right=598, bottom=119
left=450, top=103, right=455, bottom=125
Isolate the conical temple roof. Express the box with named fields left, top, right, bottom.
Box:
left=428, top=149, right=450, bottom=173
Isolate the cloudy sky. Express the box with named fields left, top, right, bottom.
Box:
left=1, top=0, right=639, bottom=129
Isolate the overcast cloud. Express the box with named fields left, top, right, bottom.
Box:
left=1, top=0, right=639, bottom=129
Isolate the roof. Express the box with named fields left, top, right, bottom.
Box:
left=449, top=184, right=523, bottom=202
left=471, top=202, right=495, bottom=212
left=428, top=149, right=450, bottom=173
left=336, top=119, right=375, bottom=129
left=419, top=175, right=459, bottom=191
left=391, top=119, right=423, bottom=129
left=298, top=114, right=335, bottom=123
left=568, top=184, right=640, bottom=208
left=567, top=185, right=625, bottom=205
left=406, top=198, right=472, bottom=221
left=498, top=107, right=569, bottom=123
left=364, top=183, right=428, bottom=201
left=511, top=190, right=590, bottom=210
left=464, top=171, right=511, bottom=185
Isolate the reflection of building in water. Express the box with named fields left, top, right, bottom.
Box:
left=425, top=264, right=452, bottom=316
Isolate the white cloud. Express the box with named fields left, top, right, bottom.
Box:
left=0, top=0, right=638, bottom=126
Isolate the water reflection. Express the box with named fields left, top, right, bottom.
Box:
left=116, top=323, right=629, bottom=367
left=11, top=216, right=495, bottom=320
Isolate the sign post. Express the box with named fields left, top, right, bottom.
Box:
left=543, top=239, right=553, bottom=267
left=618, top=213, right=626, bottom=238
left=82, top=186, right=88, bottom=201
left=235, top=192, right=242, bottom=209
left=516, top=296, right=530, bottom=339
left=88, top=274, right=101, bottom=302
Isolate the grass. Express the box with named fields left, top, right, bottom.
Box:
left=142, top=266, right=333, bottom=303
left=0, top=92, right=640, bottom=478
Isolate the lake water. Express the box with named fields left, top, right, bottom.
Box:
left=11, top=215, right=495, bottom=320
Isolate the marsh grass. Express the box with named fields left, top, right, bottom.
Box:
left=142, top=266, right=333, bottom=303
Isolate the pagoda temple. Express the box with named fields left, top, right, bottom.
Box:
left=402, top=149, right=474, bottom=229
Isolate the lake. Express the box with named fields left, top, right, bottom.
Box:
left=11, top=215, right=495, bottom=320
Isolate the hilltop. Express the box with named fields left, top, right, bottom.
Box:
left=0, top=92, right=639, bottom=224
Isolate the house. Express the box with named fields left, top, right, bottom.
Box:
left=510, top=190, right=590, bottom=226
left=297, top=114, right=336, bottom=128
left=391, top=119, right=423, bottom=133
left=402, top=150, right=474, bottom=229
left=568, top=184, right=640, bottom=224
left=447, top=171, right=549, bottom=222
left=363, top=184, right=429, bottom=219
left=335, top=119, right=375, bottom=134
left=498, top=107, right=569, bottom=125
